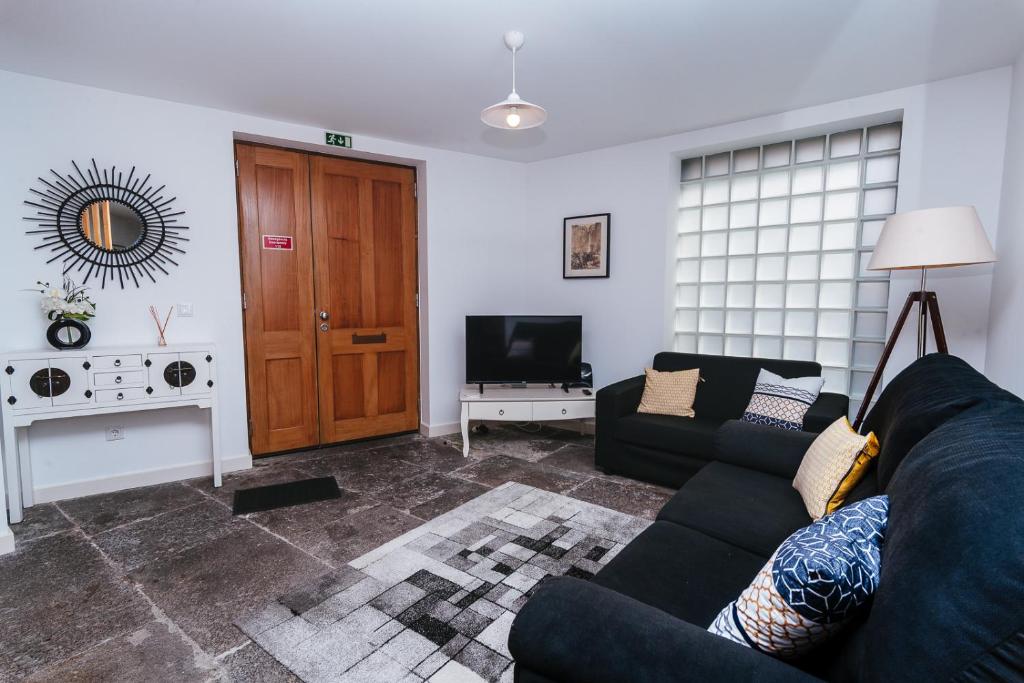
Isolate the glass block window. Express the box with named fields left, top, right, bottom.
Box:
left=675, top=121, right=902, bottom=397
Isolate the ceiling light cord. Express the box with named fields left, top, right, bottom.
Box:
left=510, top=44, right=517, bottom=95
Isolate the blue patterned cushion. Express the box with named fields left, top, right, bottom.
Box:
left=741, top=368, right=824, bottom=431
left=708, top=495, right=888, bottom=657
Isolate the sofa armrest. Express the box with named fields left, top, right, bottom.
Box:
left=595, top=375, right=645, bottom=420
left=713, top=420, right=817, bottom=479
left=509, top=577, right=820, bottom=683
left=802, top=392, right=849, bottom=433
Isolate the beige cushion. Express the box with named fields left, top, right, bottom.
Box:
left=793, top=417, right=880, bottom=519
left=636, top=367, right=699, bottom=418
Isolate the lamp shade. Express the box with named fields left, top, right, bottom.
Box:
left=480, top=92, right=547, bottom=130
left=867, top=205, right=996, bottom=270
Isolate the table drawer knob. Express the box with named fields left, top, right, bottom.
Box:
left=114, top=359, right=122, bottom=367
left=116, top=392, right=124, bottom=401
left=115, top=376, right=123, bottom=384
left=498, top=409, right=504, bottom=416
left=561, top=408, right=567, bottom=415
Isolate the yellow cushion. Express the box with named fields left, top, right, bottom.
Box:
left=793, top=417, right=880, bottom=519
left=636, top=367, right=700, bottom=418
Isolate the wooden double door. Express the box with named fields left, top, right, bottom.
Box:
left=235, top=143, right=419, bottom=455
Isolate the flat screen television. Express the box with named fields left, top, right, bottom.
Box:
left=466, top=315, right=582, bottom=385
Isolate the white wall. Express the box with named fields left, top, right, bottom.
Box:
left=524, top=68, right=1013, bottom=397
left=1, top=65, right=1016, bottom=500
left=986, top=52, right=1024, bottom=395
left=0, top=69, right=525, bottom=495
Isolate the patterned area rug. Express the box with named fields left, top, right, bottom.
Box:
left=237, top=482, right=650, bottom=682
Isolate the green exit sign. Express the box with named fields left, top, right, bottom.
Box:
left=325, top=131, right=352, bottom=148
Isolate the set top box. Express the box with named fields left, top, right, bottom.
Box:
left=465, top=315, right=582, bottom=386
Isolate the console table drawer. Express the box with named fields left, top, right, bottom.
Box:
left=533, top=401, right=595, bottom=421
left=95, top=387, right=147, bottom=403
left=91, top=354, right=143, bottom=370
left=468, top=402, right=532, bottom=421
left=93, top=370, right=145, bottom=387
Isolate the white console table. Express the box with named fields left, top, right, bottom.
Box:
left=459, top=386, right=595, bottom=456
left=0, top=344, right=222, bottom=553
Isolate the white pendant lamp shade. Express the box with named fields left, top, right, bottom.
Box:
left=481, top=92, right=547, bottom=130
left=867, top=205, right=996, bottom=271
left=481, top=31, right=547, bottom=130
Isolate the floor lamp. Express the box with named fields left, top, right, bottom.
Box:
left=852, top=206, right=996, bottom=431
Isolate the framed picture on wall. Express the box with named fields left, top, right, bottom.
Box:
left=563, top=213, right=610, bottom=279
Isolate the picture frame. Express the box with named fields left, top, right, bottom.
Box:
left=563, top=213, right=610, bottom=279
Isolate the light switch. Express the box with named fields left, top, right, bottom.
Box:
left=177, top=302, right=194, bottom=317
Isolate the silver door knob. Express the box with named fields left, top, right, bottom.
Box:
left=319, top=310, right=330, bottom=320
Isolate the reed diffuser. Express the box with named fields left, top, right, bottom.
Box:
left=149, top=305, right=173, bottom=346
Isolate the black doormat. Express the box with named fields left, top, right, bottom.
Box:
left=232, top=477, right=341, bottom=515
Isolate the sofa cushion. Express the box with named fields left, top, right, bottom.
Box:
left=831, top=401, right=1024, bottom=682
left=861, top=353, right=1020, bottom=489
left=612, top=413, right=722, bottom=458
left=658, top=462, right=811, bottom=557
left=593, top=521, right=765, bottom=628
left=709, top=496, right=889, bottom=658
left=740, top=369, right=824, bottom=431
left=637, top=367, right=700, bottom=418
left=652, top=352, right=821, bottom=422
left=793, top=417, right=879, bottom=519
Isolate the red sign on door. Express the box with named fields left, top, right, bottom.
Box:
left=262, top=235, right=294, bottom=250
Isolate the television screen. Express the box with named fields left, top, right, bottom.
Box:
left=466, top=315, right=582, bottom=384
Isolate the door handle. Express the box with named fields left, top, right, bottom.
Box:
left=320, top=322, right=329, bottom=332
left=319, top=310, right=330, bottom=320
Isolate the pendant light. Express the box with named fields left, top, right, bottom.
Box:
left=481, top=30, right=547, bottom=130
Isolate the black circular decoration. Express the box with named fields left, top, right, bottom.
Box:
left=29, top=368, right=71, bottom=398
left=23, top=159, right=188, bottom=288
left=164, top=361, right=196, bottom=388
left=46, top=318, right=92, bottom=350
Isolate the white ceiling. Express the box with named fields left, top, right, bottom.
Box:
left=2, top=1, right=1023, bottom=161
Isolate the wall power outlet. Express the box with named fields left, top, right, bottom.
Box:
left=106, top=425, right=125, bottom=441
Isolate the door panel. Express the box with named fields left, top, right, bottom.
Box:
left=146, top=353, right=181, bottom=399
left=377, top=351, right=407, bottom=414
left=311, top=156, right=419, bottom=442
left=236, top=144, right=319, bottom=454
left=372, top=180, right=404, bottom=327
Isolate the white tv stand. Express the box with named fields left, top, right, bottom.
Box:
left=458, top=385, right=595, bottom=456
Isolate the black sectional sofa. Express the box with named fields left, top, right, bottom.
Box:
left=510, top=354, right=1024, bottom=682
left=596, top=352, right=849, bottom=488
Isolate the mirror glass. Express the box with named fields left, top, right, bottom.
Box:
left=79, top=200, right=145, bottom=251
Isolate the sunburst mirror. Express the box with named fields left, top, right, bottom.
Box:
left=23, top=160, right=188, bottom=288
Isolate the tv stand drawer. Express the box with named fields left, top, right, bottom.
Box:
left=533, top=401, right=595, bottom=421
left=468, top=402, right=532, bottom=421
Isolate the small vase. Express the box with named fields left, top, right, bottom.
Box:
left=46, top=317, right=92, bottom=350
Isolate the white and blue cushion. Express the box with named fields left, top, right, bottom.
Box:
left=708, top=495, right=889, bottom=657
left=741, top=369, right=824, bottom=431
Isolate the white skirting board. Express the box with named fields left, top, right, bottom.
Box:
left=0, top=529, right=13, bottom=555
left=30, top=453, right=251, bottom=504
left=420, top=421, right=461, bottom=438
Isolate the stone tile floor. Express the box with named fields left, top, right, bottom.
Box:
left=0, top=425, right=673, bottom=682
